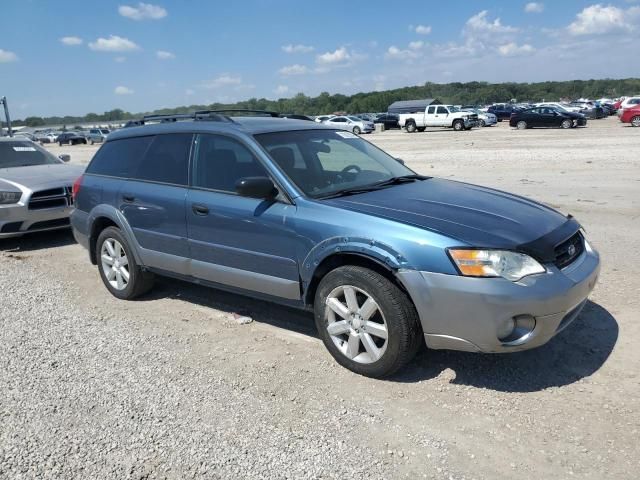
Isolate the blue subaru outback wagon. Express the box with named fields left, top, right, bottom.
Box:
left=71, top=111, right=600, bottom=378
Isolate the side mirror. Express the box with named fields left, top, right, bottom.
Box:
left=59, top=154, right=71, bottom=162
left=396, top=158, right=405, bottom=165
left=235, top=177, right=277, bottom=199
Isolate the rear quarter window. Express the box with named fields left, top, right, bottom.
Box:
left=86, top=136, right=152, bottom=178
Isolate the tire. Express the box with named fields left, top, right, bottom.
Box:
left=479, top=119, right=486, bottom=127
left=96, top=226, right=154, bottom=300
left=453, top=120, right=464, bottom=131
left=405, top=122, right=417, bottom=133
left=632, top=116, right=640, bottom=127
left=417, top=127, right=425, bottom=132
left=59, top=142, right=63, bottom=146
left=516, top=120, right=527, bottom=130
left=314, top=265, right=422, bottom=378
left=90, top=140, right=94, bottom=145
left=561, top=119, right=572, bottom=129
left=352, top=126, right=361, bottom=135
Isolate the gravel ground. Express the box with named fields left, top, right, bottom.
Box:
left=1, top=117, right=639, bottom=479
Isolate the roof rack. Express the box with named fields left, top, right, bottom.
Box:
left=195, top=109, right=281, bottom=118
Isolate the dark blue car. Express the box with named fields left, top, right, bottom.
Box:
left=71, top=112, right=600, bottom=378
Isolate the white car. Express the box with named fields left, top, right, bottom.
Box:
left=315, top=115, right=335, bottom=123
left=323, top=116, right=375, bottom=134
left=535, top=102, right=582, bottom=113
left=462, top=108, right=497, bottom=127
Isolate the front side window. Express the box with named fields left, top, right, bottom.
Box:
left=436, top=106, right=448, bottom=114
left=133, top=133, right=192, bottom=185
left=192, top=134, right=268, bottom=193
left=331, top=117, right=346, bottom=123
left=256, top=130, right=414, bottom=198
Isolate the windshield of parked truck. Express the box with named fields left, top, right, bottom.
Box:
left=0, top=141, right=60, bottom=168
left=256, top=129, right=415, bottom=198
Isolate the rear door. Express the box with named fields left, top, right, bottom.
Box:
left=185, top=133, right=300, bottom=300
left=119, top=133, right=193, bottom=274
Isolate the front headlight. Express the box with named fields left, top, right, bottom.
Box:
left=0, top=191, right=21, bottom=205
left=448, top=249, right=545, bottom=281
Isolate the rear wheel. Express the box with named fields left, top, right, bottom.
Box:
left=561, top=119, right=572, bottom=129
left=96, top=226, right=154, bottom=300
left=405, top=121, right=416, bottom=133
left=453, top=120, right=464, bottom=131
left=516, top=120, right=527, bottom=130
left=632, top=116, right=640, bottom=127
left=314, top=266, right=422, bottom=378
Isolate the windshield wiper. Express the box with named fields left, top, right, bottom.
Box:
left=317, top=174, right=429, bottom=199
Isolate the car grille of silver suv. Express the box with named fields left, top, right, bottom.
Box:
left=28, top=186, right=73, bottom=210
left=554, top=232, right=584, bottom=269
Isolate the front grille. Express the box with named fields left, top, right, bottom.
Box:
left=29, top=186, right=73, bottom=210
left=554, top=232, right=584, bottom=269
left=27, top=218, right=70, bottom=231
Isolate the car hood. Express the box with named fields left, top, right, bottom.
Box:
left=323, top=178, right=571, bottom=249
left=0, top=164, right=85, bottom=191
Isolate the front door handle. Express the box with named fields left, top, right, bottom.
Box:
left=192, top=204, right=209, bottom=216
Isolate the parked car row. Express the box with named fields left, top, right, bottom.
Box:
left=19, top=128, right=112, bottom=146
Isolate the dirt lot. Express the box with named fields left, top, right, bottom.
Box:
left=1, top=117, right=639, bottom=479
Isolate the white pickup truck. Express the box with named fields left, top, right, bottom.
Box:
left=399, top=105, right=478, bottom=132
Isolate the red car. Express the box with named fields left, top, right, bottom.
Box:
left=620, top=105, right=640, bottom=127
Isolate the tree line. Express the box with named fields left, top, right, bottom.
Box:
left=12, top=78, right=640, bottom=127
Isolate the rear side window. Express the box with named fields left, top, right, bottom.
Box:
left=133, top=133, right=192, bottom=185
left=86, top=136, right=152, bottom=178
left=427, top=106, right=436, bottom=114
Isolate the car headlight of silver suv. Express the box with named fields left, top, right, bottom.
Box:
left=0, top=191, right=21, bottom=205
left=448, top=249, right=546, bottom=281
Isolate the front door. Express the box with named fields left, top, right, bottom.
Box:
left=185, top=133, right=300, bottom=300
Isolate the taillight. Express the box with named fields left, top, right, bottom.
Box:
left=72, top=175, right=83, bottom=201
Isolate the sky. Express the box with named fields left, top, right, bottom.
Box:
left=1, top=0, right=639, bottom=118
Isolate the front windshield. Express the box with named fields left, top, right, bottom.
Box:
left=255, top=129, right=415, bottom=198
left=0, top=141, right=61, bottom=168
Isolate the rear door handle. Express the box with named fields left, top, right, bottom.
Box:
left=122, top=195, right=135, bottom=203
left=192, top=204, right=209, bottom=216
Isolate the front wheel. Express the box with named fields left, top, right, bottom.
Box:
left=561, top=119, right=572, bottom=129
left=631, top=116, right=640, bottom=127
left=479, top=119, right=486, bottom=127
left=352, top=126, right=361, bottom=135
left=314, top=266, right=422, bottom=378
left=96, top=226, right=154, bottom=300
left=516, top=120, right=527, bottom=130
left=453, top=120, right=464, bottom=131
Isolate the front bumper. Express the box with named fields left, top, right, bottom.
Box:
left=397, top=246, right=600, bottom=353
left=0, top=203, right=74, bottom=238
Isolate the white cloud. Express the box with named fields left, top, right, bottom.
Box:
left=385, top=45, right=421, bottom=61
left=0, top=49, right=18, bottom=62
left=118, top=2, right=167, bottom=20
left=316, top=47, right=351, bottom=65
left=89, top=35, right=140, bottom=52
left=408, top=41, right=424, bottom=50
left=114, top=85, right=134, bottom=95
left=413, top=24, right=432, bottom=35
left=156, top=50, right=175, bottom=60
left=60, top=36, right=83, bottom=46
left=525, top=2, right=544, bottom=13
left=498, top=42, right=536, bottom=56
left=282, top=44, right=314, bottom=53
left=278, top=64, right=309, bottom=75
left=201, top=74, right=243, bottom=89
left=567, top=4, right=639, bottom=35
left=274, top=85, right=289, bottom=95
left=466, top=10, right=518, bottom=35
left=114, top=56, right=126, bottom=63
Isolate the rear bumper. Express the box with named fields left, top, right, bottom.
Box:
left=0, top=204, right=73, bottom=238
left=397, top=245, right=600, bottom=353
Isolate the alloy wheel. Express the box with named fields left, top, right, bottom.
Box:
left=100, top=238, right=130, bottom=291
left=325, top=285, right=388, bottom=364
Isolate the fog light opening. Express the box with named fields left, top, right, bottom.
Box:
left=498, top=315, right=536, bottom=345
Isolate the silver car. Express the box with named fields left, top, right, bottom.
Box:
left=323, top=116, right=375, bottom=134
left=0, top=137, right=84, bottom=238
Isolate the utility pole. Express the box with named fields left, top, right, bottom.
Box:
left=1, top=96, right=13, bottom=137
